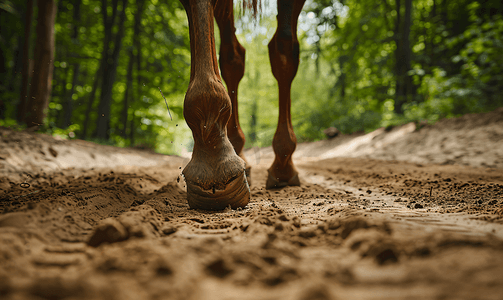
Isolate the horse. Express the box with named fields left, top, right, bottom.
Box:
left=179, top=0, right=306, bottom=210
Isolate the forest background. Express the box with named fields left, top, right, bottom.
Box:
left=0, top=0, right=502, bottom=155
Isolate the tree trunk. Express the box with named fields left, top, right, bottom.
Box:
left=440, top=0, right=449, bottom=72
left=82, top=0, right=118, bottom=138
left=95, top=0, right=128, bottom=140
left=48, top=59, right=59, bottom=122
left=84, top=0, right=118, bottom=138
left=121, top=0, right=145, bottom=139
left=82, top=64, right=101, bottom=139
left=63, top=64, right=80, bottom=127
left=17, top=0, right=34, bottom=123
left=403, top=0, right=416, bottom=103
left=63, top=0, right=82, bottom=128
left=394, top=0, right=405, bottom=114
left=128, top=0, right=145, bottom=145
left=121, top=51, right=134, bottom=139
left=24, top=0, right=57, bottom=127
left=394, top=0, right=415, bottom=114
left=57, top=65, right=70, bottom=126
left=429, top=0, right=436, bottom=69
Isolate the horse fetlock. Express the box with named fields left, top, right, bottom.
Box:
left=184, top=79, right=231, bottom=142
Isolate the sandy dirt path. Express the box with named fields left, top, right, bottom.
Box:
left=1, top=109, right=503, bottom=300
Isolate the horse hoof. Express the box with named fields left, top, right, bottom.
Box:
left=265, top=170, right=300, bottom=189
left=186, top=171, right=250, bottom=210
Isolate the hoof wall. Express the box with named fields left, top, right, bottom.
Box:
left=187, top=172, right=250, bottom=211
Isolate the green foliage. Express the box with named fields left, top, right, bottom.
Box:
left=0, top=118, right=25, bottom=130
left=45, top=0, right=191, bottom=154
left=289, top=0, right=503, bottom=138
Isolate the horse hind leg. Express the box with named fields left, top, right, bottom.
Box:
left=266, top=0, right=305, bottom=189
left=215, top=0, right=252, bottom=185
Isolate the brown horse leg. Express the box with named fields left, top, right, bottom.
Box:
left=214, top=0, right=251, bottom=185
left=179, top=0, right=250, bottom=210
left=266, top=0, right=305, bottom=189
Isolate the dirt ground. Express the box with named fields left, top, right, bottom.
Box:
left=1, top=108, right=503, bottom=300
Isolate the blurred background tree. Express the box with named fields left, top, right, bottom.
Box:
left=0, top=0, right=502, bottom=154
